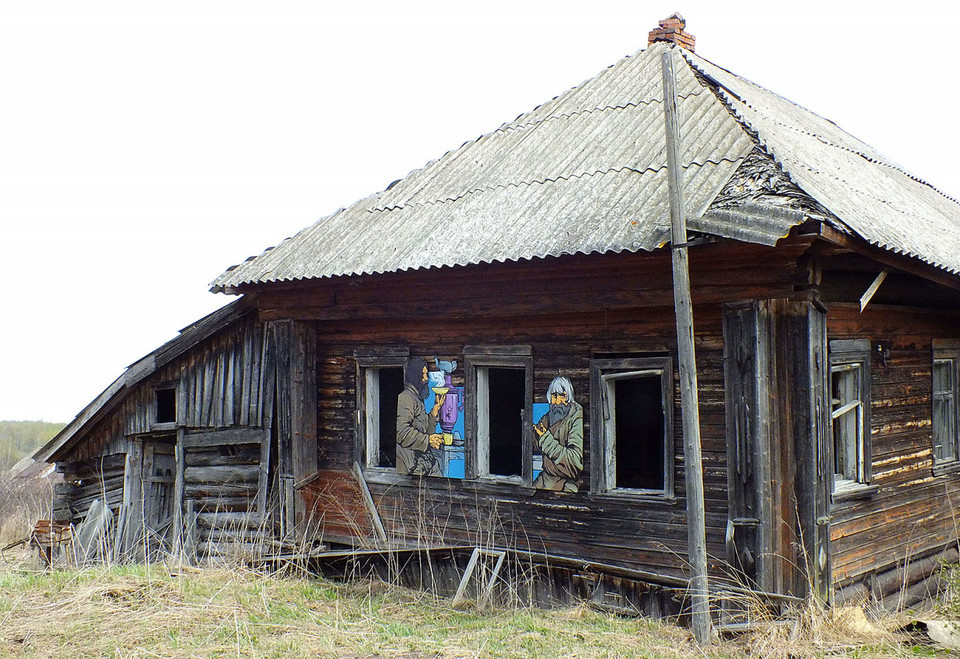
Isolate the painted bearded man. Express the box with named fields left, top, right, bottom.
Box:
left=533, top=376, right=584, bottom=492
left=396, top=356, right=445, bottom=476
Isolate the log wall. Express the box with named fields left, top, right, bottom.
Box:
left=52, top=309, right=279, bottom=559
left=827, top=303, right=960, bottom=590
left=260, top=241, right=814, bottom=582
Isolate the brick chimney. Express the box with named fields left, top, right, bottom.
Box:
left=648, top=13, right=696, bottom=52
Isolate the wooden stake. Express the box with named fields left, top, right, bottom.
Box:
left=661, top=45, right=711, bottom=644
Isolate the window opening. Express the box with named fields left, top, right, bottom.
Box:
left=829, top=339, right=871, bottom=493
left=611, top=374, right=665, bottom=490
left=933, top=353, right=959, bottom=466
left=592, top=358, right=673, bottom=497
left=362, top=366, right=404, bottom=469
left=483, top=367, right=526, bottom=478
left=155, top=387, right=176, bottom=424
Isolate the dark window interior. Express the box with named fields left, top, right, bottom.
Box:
left=488, top=368, right=525, bottom=477
left=614, top=376, right=664, bottom=490
left=156, top=387, right=177, bottom=424
left=377, top=368, right=404, bottom=468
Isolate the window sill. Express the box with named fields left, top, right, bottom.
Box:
left=359, top=469, right=536, bottom=492
left=149, top=422, right=178, bottom=432
left=588, top=490, right=678, bottom=506
left=831, top=482, right=879, bottom=502
left=933, top=461, right=960, bottom=478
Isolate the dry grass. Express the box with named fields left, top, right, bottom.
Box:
left=0, top=474, right=53, bottom=547
left=0, top=550, right=696, bottom=658
left=0, top=546, right=955, bottom=658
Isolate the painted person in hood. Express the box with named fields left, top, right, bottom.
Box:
left=533, top=375, right=584, bottom=492
left=396, top=356, right=445, bottom=476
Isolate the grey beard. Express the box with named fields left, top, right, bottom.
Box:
left=418, top=380, right=431, bottom=401
left=548, top=402, right=571, bottom=426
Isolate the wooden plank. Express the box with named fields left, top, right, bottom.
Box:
left=224, top=334, right=236, bottom=427
left=240, top=325, right=252, bottom=427
left=184, top=465, right=261, bottom=485
left=352, top=462, right=387, bottom=544
left=184, top=482, right=259, bottom=498
left=184, top=448, right=262, bottom=467
left=173, top=427, right=185, bottom=553
left=291, top=321, right=318, bottom=507
left=182, top=427, right=266, bottom=449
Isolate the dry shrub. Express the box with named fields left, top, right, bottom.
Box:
left=0, top=472, right=54, bottom=546
left=736, top=599, right=904, bottom=658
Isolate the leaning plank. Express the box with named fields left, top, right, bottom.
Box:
left=352, top=462, right=388, bottom=544
left=182, top=428, right=265, bottom=449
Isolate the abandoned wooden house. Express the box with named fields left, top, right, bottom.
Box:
left=35, top=16, right=960, bottom=612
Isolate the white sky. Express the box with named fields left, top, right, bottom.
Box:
left=2, top=1, right=960, bottom=422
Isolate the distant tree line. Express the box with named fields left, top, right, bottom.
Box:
left=0, top=421, right=64, bottom=471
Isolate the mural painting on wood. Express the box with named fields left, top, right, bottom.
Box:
left=533, top=375, right=584, bottom=492
left=396, top=356, right=465, bottom=478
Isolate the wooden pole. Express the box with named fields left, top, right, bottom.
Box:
left=661, top=46, right=711, bottom=644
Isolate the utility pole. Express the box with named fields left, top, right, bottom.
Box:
left=660, top=45, right=711, bottom=644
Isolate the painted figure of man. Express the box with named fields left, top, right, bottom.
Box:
left=396, top=356, right=446, bottom=476
left=533, top=375, right=584, bottom=492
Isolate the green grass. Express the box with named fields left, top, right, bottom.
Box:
left=0, top=552, right=955, bottom=658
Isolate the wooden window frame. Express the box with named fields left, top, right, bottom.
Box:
left=829, top=339, right=875, bottom=500
left=150, top=381, right=179, bottom=431
left=355, top=348, right=409, bottom=474
left=463, top=346, right=533, bottom=485
left=933, top=343, right=960, bottom=475
left=589, top=356, right=674, bottom=499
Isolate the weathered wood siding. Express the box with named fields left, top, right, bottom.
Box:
left=258, top=240, right=814, bottom=581
left=828, top=304, right=960, bottom=589
left=65, top=312, right=267, bottom=464
left=52, top=310, right=278, bottom=558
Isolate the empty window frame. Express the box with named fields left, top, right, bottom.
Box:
left=356, top=351, right=408, bottom=471
left=933, top=347, right=960, bottom=468
left=153, top=385, right=178, bottom=427
left=591, top=357, right=673, bottom=496
left=464, top=347, right=533, bottom=483
left=829, top=339, right=871, bottom=492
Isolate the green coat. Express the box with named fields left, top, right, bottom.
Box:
left=396, top=384, right=441, bottom=476
left=534, top=402, right=584, bottom=492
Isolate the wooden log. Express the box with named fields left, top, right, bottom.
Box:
left=189, top=496, right=256, bottom=512
left=183, top=465, right=261, bottom=485
left=184, top=483, right=259, bottom=500
left=196, top=511, right=262, bottom=529
left=182, top=428, right=265, bottom=449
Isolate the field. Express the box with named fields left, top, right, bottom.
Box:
left=0, top=548, right=956, bottom=659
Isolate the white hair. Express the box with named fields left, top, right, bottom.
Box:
left=546, top=376, right=575, bottom=403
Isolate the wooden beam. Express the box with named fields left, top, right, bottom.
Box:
left=859, top=269, right=889, bottom=312
left=662, top=46, right=711, bottom=644
left=352, top=462, right=388, bottom=545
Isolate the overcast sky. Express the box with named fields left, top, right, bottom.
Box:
left=2, top=1, right=960, bottom=423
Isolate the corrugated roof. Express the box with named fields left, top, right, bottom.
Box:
left=211, top=44, right=756, bottom=289
left=684, top=50, right=960, bottom=274
left=212, top=41, right=960, bottom=290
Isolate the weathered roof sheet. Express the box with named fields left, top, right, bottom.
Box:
left=684, top=51, right=960, bottom=275
left=211, top=44, right=756, bottom=289
left=212, top=41, right=960, bottom=290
